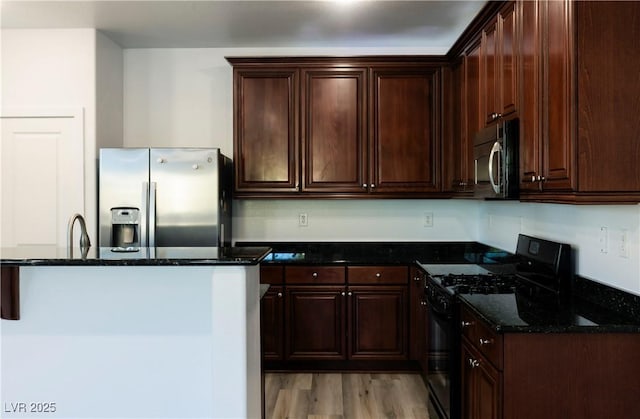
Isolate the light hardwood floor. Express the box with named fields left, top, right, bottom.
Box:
left=265, top=373, right=435, bottom=419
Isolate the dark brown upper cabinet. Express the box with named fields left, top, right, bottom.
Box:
left=370, top=66, right=441, bottom=194
left=301, top=68, right=367, bottom=194
left=228, top=57, right=445, bottom=198
left=518, top=0, right=640, bottom=202
left=480, top=2, right=519, bottom=127
left=232, top=67, right=299, bottom=193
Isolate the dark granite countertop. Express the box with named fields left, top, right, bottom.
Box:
left=236, top=241, right=517, bottom=265
left=0, top=246, right=271, bottom=266
left=459, top=276, right=640, bottom=333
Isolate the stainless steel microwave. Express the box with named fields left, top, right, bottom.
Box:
left=473, top=119, right=519, bottom=199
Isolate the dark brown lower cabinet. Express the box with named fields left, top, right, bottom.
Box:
left=461, top=338, right=502, bottom=419
left=261, top=265, right=411, bottom=366
left=461, top=304, right=640, bottom=419
left=349, top=286, right=407, bottom=360
left=285, top=286, right=346, bottom=360
left=260, top=285, right=284, bottom=361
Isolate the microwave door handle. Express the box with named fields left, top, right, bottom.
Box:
left=488, top=141, right=502, bottom=194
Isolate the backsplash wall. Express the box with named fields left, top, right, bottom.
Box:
left=478, top=202, right=640, bottom=295
left=232, top=199, right=478, bottom=243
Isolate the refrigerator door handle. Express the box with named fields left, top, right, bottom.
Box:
left=141, top=181, right=149, bottom=247
left=149, top=181, right=157, bottom=247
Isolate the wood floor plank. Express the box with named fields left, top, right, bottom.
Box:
left=265, top=372, right=431, bottom=419
left=308, top=373, right=344, bottom=416
left=342, top=373, right=382, bottom=419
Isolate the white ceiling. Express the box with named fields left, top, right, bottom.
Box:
left=1, top=1, right=487, bottom=52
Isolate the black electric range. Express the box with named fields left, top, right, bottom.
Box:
left=419, top=234, right=572, bottom=419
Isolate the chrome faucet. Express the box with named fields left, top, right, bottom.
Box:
left=67, top=214, right=91, bottom=257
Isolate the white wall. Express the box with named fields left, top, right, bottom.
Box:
left=1, top=28, right=123, bottom=241
left=478, top=201, right=640, bottom=294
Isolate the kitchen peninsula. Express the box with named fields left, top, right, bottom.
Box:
left=0, top=246, right=270, bottom=419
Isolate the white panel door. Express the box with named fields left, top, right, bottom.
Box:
left=1, top=116, right=84, bottom=247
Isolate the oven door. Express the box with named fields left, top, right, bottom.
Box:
left=427, top=298, right=460, bottom=419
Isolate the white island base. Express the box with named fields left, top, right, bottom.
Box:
left=1, top=265, right=261, bottom=419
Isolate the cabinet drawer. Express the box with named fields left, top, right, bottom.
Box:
left=461, top=304, right=503, bottom=369
left=260, top=265, right=284, bottom=285
left=347, top=266, right=408, bottom=284
left=285, top=266, right=346, bottom=284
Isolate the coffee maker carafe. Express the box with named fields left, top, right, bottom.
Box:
left=110, top=207, right=140, bottom=248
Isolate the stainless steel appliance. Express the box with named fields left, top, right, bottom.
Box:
left=98, top=148, right=232, bottom=249
left=473, top=118, right=519, bottom=199
left=419, top=234, right=572, bottom=419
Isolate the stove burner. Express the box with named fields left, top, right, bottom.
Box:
left=435, top=273, right=516, bottom=295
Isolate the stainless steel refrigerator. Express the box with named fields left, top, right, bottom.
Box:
left=98, top=148, right=232, bottom=248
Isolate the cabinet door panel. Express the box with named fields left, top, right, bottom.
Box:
left=261, top=286, right=284, bottom=360
left=348, top=286, right=407, bottom=360
left=519, top=0, right=542, bottom=191
left=500, top=2, right=518, bottom=116
left=371, top=69, right=440, bottom=193
left=234, top=69, right=298, bottom=192
left=481, top=19, right=498, bottom=125
left=302, top=69, right=367, bottom=192
left=543, top=0, right=574, bottom=190
left=285, top=286, right=346, bottom=360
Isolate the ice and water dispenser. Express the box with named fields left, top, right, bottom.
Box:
left=110, top=207, right=140, bottom=248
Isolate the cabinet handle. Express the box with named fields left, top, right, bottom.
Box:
left=277, top=292, right=283, bottom=298
left=413, top=276, right=421, bottom=282
left=375, top=272, right=381, bottom=278
left=479, top=338, right=493, bottom=346
left=488, top=112, right=502, bottom=122
left=537, top=175, right=546, bottom=182
left=420, top=301, right=427, bottom=306
left=469, top=358, right=480, bottom=368
left=461, top=321, right=472, bottom=328
left=312, top=272, right=318, bottom=278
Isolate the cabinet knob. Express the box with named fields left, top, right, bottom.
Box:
left=362, top=183, right=368, bottom=188
left=348, top=291, right=353, bottom=296
left=413, top=276, right=421, bottom=282
left=277, top=292, right=283, bottom=298
left=341, top=291, right=346, bottom=296
left=420, top=301, right=427, bottom=306
left=461, top=321, right=472, bottom=328
left=312, top=272, right=318, bottom=278
left=537, top=175, right=545, bottom=182
left=469, top=358, right=480, bottom=368
left=375, top=272, right=381, bottom=278
left=479, top=338, right=493, bottom=346
left=370, top=183, right=376, bottom=189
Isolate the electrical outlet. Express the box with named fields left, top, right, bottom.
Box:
left=599, top=226, right=608, bottom=254
left=424, top=212, right=433, bottom=228
left=298, top=213, right=308, bottom=227
left=618, top=229, right=629, bottom=258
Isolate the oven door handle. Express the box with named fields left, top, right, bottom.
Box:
left=427, top=300, right=452, bottom=320
left=488, top=140, right=502, bottom=194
